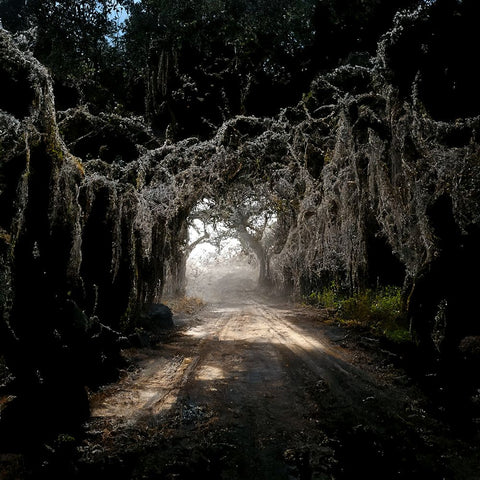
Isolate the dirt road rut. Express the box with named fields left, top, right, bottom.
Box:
left=80, top=274, right=479, bottom=479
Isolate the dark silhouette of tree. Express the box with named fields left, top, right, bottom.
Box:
left=1, top=1, right=125, bottom=77
left=0, top=0, right=28, bottom=31
left=0, top=0, right=130, bottom=112
left=310, top=0, right=421, bottom=69
left=0, top=0, right=424, bottom=123
left=123, top=0, right=318, bottom=137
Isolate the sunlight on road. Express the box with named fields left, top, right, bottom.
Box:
left=196, top=365, right=226, bottom=381
left=89, top=266, right=351, bottom=432
left=91, top=355, right=196, bottom=421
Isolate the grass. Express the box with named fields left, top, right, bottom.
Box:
left=306, top=284, right=411, bottom=344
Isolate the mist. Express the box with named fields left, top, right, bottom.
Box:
left=185, top=232, right=258, bottom=303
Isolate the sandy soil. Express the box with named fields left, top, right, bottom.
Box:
left=78, top=266, right=480, bottom=479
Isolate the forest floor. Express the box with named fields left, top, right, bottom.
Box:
left=70, top=265, right=480, bottom=479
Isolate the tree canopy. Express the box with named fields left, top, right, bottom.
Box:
left=0, top=1, right=125, bottom=76
left=0, top=0, right=422, bottom=136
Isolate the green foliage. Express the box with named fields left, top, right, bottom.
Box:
left=123, top=0, right=319, bottom=135
left=307, top=281, right=341, bottom=309
left=306, top=285, right=411, bottom=344
left=125, top=0, right=317, bottom=59
left=340, top=291, right=372, bottom=323
left=0, top=0, right=127, bottom=84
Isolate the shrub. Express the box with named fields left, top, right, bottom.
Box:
left=306, top=285, right=411, bottom=344
left=307, top=281, right=341, bottom=309
left=339, top=291, right=373, bottom=323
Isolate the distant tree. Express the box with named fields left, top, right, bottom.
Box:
left=189, top=184, right=278, bottom=286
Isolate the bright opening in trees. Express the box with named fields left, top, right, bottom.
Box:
left=184, top=197, right=277, bottom=300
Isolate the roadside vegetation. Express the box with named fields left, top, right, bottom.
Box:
left=163, top=296, right=206, bottom=316
left=306, top=284, right=411, bottom=344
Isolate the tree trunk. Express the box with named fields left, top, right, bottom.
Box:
left=235, top=224, right=271, bottom=286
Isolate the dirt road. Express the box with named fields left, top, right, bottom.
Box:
left=79, top=268, right=480, bottom=479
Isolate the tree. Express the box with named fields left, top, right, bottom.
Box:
left=28, top=0, right=124, bottom=78
left=188, top=184, right=278, bottom=286
left=0, top=0, right=28, bottom=32
left=310, top=0, right=422, bottom=69
left=1, top=0, right=129, bottom=110
left=124, top=0, right=318, bottom=137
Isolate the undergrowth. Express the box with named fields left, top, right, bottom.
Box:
left=163, top=296, right=205, bottom=315
left=306, top=284, right=411, bottom=344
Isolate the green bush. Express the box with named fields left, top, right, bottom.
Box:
left=306, top=285, right=411, bottom=344
left=339, top=291, right=372, bottom=323
left=307, top=281, right=341, bottom=309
